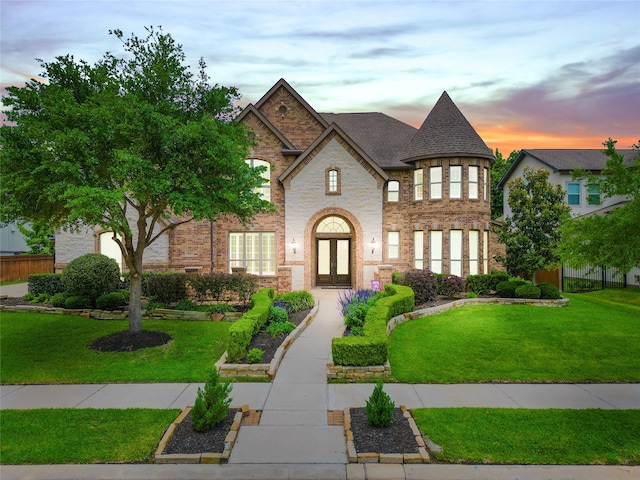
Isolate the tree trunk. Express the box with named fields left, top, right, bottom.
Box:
left=128, top=273, right=143, bottom=333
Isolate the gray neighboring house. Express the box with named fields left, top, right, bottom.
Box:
left=498, top=148, right=639, bottom=287
left=0, top=224, right=28, bottom=255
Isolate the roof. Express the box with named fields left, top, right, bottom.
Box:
left=320, top=112, right=417, bottom=169
left=497, top=148, right=637, bottom=189
left=399, top=91, right=494, bottom=163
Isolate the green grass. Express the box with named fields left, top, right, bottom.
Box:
left=0, top=280, right=28, bottom=286
left=0, top=408, right=179, bottom=464
left=0, top=312, right=230, bottom=383
left=389, top=289, right=640, bottom=383
left=412, top=408, right=640, bottom=465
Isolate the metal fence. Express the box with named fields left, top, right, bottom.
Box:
left=561, top=264, right=627, bottom=292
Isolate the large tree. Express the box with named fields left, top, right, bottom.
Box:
left=557, top=139, right=640, bottom=272
left=1, top=27, right=272, bottom=332
left=494, top=167, right=571, bottom=283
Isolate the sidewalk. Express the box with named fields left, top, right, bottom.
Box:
left=1, top=288, right=639, bottom=479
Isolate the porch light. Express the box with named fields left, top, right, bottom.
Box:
left=370, top=237, right=376, bottom=254
left=290, top=237, right=298, bottom=254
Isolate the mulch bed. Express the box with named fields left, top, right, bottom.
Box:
left=162, top=408, right=238, bottom=455
left=350, top=407, right=419, bottom=454
left=88, top=330, right=172, bottom=352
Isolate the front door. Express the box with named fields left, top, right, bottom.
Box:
left=316, top=239, right=351, bottom=286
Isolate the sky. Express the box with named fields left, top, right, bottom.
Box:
left=1, top=0, right=639, bottom=154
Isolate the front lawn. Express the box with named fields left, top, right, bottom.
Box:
left=389, top=289, right=640, bottom=383
left=0, top=408, right=179, bottom=464
left=0, top=313, right=230, bottom=383
left=412, top=408, right=640, bottom=465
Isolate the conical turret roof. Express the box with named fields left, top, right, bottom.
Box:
left=401, top=92, right=494, bottom=163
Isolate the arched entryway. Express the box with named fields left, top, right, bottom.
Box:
left=314, top=215, right=353, bottom=287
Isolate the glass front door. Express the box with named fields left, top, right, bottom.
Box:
left=316, top=238, right=351, bottom=286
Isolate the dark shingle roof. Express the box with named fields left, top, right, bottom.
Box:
left=400, top=91, right=494, bottom=163
left=520, top=149, right=636, bottom=171
left=320, top=112, right=417, bottom=169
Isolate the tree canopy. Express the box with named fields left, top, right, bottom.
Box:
left=0, top=27, right=273, bottom=332
left=491, top=148, right=519, bottom=219
left=557, top=139, right=640, bottom=273
left=494, top=167, right=571, bottom=283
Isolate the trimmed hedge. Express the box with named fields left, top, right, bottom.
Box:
left=147, top=273, right=188, bottom=305
left=226, top=288, right=274, bottom=363
left=538, top=282, right=562, bottom=299
left=515, top=284, right=542, bottom=299
left=496, top=280, right=528, bottom=298
left=332, top=284, right=414, bottom=366
left=27, top=274, right=65, bottom=297
left=466, top=271, right=509, bottom=294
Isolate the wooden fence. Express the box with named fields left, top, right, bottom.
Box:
left=0, top=255, right=54, bottom=283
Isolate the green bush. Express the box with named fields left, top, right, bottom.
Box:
left=268, top=305, right=288, bottom=323
left=188, top=272, right=230, bottom=303
left=228, top=273, right=259, bottom=307
left=61, top=254, right=121, bottom=305
left=174, top=299, right=199, bottom=311
left=50, top=292, right=69, bottom=308
left=28, top=273, right=65, bottom=296
left=343, top=301, right=371, bottom=330
left=266, top=321, right=296, bottom=338
left=247, top=348, right=264, bottom=364
left=22, top=292, right=35, bottom=302
left=391, top=272, right=403, bottom=284
left=466, top=271, right=509, bottom=294
left=191, top=369, right=232, bottom=432
left=207, top=303, right=236, bottom=314
left=515, top=284, right=542, bottom=299
left=121, top=272, right=152, bottom=297
left=64, top=295, right=92, bottom=309
left=401, top=269, right=437, bottom=305
left=496, top=280, right=528, bottom=298
left=95, top=292, right=126, bottom=310
left=226, top=289, right=274, bottom=363
left=538, top=282, right=562, bottom=299
left=33, top=293, right=50, bottom=303
left=146, top=273, right=188, bottom=305
left=273, top=291, right=315, bottom=313
left=365, top=381, right=395, bottom=428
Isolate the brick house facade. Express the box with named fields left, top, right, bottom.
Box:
left=56, top=79, right=502, bottom=292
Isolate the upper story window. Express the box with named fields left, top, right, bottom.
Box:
left=326, top=168, right=341, bottom=195
left=430, top=166, right=442, bottom=199
left=450, top=166, right=462, bottom=199
left=469, top=166, right=479, bottom=199
left=414, top=169, right=423, bottom=200
left=246, top=159, right=271, bottom=201
left=587, top=184, right=601, bottom=205
left=387, top=180, right=400, bottom=202
left=567, top=182, right=580, bottom=205
left=483, top=167, right=489, bottom=200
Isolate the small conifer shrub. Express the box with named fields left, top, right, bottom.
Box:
left=191, top=369, right=233, bottom=432
left=365, top=380, right=395, bottom=428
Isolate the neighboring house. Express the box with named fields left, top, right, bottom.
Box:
left=497, top=149, right=640, bottom=287
left=56, top=78, right=502, bottom=291
left=0, top=224, right=28, bottom=255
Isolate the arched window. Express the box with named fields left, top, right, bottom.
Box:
left=99, top=232, right=122, bottom=272
left=316, top=216, right=350, bottom=233
left=246, top=159, right=271, bottom=201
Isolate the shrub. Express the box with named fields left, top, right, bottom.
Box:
left=33, top=293, right=50, bottom=303
left=266, top=321, right=296, bottom=338
left=439, top=274, right=465, bottom=298
left=496, top=280, right=528, bottom=298
left=401, top=269, right=437, bottom=305
left=343, top=301, right=370, bottom=330
left=188, top=273, right=230, bottom=303
left=28, top=273, right=65, bottom=296
left=228, top=273, right=259, bottom=307
left=365, top=381, right=395, bottom=428
left=515, top=284, right=542, bottom=299
left=61, top=254, right=121, bottom=305
left=64, top=295, right=92, bottom=309
left=466, top=271, right=509, bottom=294
left=391, top=272, right=403, bottom=284
left=226, top=289, right=274, bottom=362
left=268, top=305, right=288, bottom=324
left=191, top=369, right=232, bottom=432
left=207, top=303, right=237, bottom=314
left=22, top=292, right=35, bottom=302
left=50, top=292, right=69, bottom=307
left=247, top=348, right=264, bottom=364
left=273, top=291, right=314, bottom=313
left=147, top=273, right=188, bottom=305
left=95, top=292, right=126, bottom=310
left=174, top=299, right=199, bottom=311
left=538, top=282, right=562, bottom=299
left=338, top=289, right=377, bottom=331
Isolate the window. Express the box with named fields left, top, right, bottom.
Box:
left=326, top=168, right=341, bottom=195
left=388, top=231, right=400, bottom=259
left=450, top=166, right=462, bottom=199
left=483, top=231, right=489, bottom=274
left=469, top=166, right=478, bottom=199
left=99, top=232, right=122, bottom=272
left=567, top=183, right=580, bottom=205
left=387, top=180, right=400, bottom=202
left=469, top=230, right=479, bottom=275
left=587, top=184, right=601, bottom=205
left=414, top=169, right=423, bottom=200
left=450, top=230, right=463, bottom=277
left=430, top=231, right=442, bottom=274
left=430, top=166, right=442, bottom=199
left=317, top=216, right=350, bottom=233
left=414, top=231, right=424, bottom=269
left=229, top=232, right=275, bottom=275
left=246, top=159, right=271, bottom=201
left=484, top=167, right=489, bottom=201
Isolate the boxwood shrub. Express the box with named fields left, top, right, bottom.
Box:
left=27, top=273, right=65, bottom=296
left=64, top=295, right=92, bottom=309
left=515, top=284, right=542, bottom=299
left=61, top=254, right=121, bottom=305
left=496, top=279, right=528, bottom=298
left=226, top=288, right=274, bottom=363
left=146, top=273, right=188, bottom=305
left=332, top=284, right=414, bottom=367
left=466, top=271, right=509, bottom=294
left=538, top=282, right=562, bottom=299
left=95, top=291, right=127, bottom=310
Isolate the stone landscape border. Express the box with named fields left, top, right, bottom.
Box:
left=154, top=405, right=248, bottom=464
left=343, top=406, right=430, bottom=464
left=327, top=296, right=568, bottom=381
left=216, top=304, right=319, bottom=380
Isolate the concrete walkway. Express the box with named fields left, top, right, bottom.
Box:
left=1, top=287, right=639, bottom=479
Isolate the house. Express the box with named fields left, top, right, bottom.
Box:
left=55, top=79, right=502, bottom=291
left=497, top=148, right=640, bottom=287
